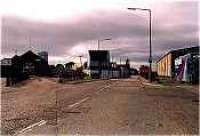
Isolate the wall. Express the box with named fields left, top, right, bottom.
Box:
left=157, top=53, right=172, bottom=77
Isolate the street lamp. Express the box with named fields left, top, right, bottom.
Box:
left=127, top=7, right=152, bottom=82
left=96, top=38, right=112, bottom=79
left=97, top=38, right=112, bottom=50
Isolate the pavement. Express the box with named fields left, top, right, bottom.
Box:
left=1, top=76, right=199, bottom=135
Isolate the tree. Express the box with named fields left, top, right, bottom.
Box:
left=55, top=64, right=65, bottom=75
left=65, top=62, right=75, bottom=70
left=83, top=61, right=88, bottom=69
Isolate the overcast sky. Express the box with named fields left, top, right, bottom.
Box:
left=0, top=0, right=199, bottom=68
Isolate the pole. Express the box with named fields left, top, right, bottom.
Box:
left=55, top=89, right=58, bottom=136
left=97, top=38, right=112, bottom=78
left=112, top=56, right=113, bottom=78
left=29, top=38, right=32, bottom=50
left=149, top=9, right=152, bottom=82
left=79, top=56, right=83, bottom=67
left=127, top=8, right=152, bottom=82
left=120, top=57, right=121, bottom=78
left=98, top=40, right=100, bottom=50
left=14, top=49, right=18, bottom=55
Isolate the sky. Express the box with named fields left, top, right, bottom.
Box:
left=0, top=0, right=199, bottom=68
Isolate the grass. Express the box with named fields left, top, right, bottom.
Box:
left=83, top=75, right=92, bottom=80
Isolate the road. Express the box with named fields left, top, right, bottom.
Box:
left=1, top=76, right=199, bottom=135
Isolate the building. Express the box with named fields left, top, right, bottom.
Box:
left=116, top=64, right=130, bottom=78
left=0, top=58, right=12, bottom=77
left=87, top=50, right=132, bottom=79
left=1, top=50, right=49, bottom=76
left=38, top=51, right=48, bottom=63
left=110, top=62, right=120, bottom=78
left=65, top=62, right=76, bottom=70
left=130, top=68, right=138, bottom=75
left=88, top=50, right=110, bottom=79
left=139, top=65, right=150, bottom=79
left=1, top=50, right=49, bottom=85
left=113, top=58, right=131, bottom=78
left=157, top=46, right=199, bottom=78
left=20, top=50, right=49, bottom=75
left=175, top=54, right=199, bottom=83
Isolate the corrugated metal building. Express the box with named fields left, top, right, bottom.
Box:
left=157, top=46, right=199, bottom=78
left=157, top=53, right=172, bottom=77
left=1, top=50, right=49, bottom=77
left=88, top=50, right=110, bottom=79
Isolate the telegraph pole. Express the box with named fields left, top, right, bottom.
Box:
left=97, top=40, right=100, bottom=50
left=13, top=49, right=18, bottom=55
left=78, top=55, right=83, bottom=68
left=111, top=56, right=113, bottom=78
left=29, top=38, right=32, bottom=50
left=55, top=89, right=58, bottom=136
left=149, top=9, right=152, bottom=82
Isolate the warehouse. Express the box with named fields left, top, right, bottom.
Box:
left=157, top=53, right=172, bottom=77
left=87, top=50, right=131, bottom=79
left=88, top=50, right=110, bottom=79
left=1, top=50, right=49, bottom=86
left=157, top=46, right=199, bottom=79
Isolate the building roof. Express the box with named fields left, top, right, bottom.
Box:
left=89, top=50, right=109, bottom=52
left=20, top=50, right=47, bottom=63
left=157, top=46, right=199, bottom=63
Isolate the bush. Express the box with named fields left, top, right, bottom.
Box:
left=84, top=75, right=92, bottom=80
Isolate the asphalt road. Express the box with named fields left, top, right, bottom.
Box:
left=1, top=76, right=199, bottom=135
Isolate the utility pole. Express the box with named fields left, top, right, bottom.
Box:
left=149, top=9, right=152, bottom=82
left=127, top=8, right=152, bottom=82
left=55, top=89, right=58, bottom=136
left=13, top=49, right=18, bottom=55
left=29, top=38, right=32, bottom=50
left=119, top=57, right=121, bottom=78
left=111, top=56, right=113, bottom=78
left=78, top=55, right=83, bottom=68
left=97, top=40, right=100, bottom=50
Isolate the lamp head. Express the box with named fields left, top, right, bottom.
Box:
left=127, top=8, right=137, bottom=10
left=104, top=38, right=112, bottom=40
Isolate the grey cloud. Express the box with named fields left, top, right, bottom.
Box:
left=1, top=1, right=198, bottom=67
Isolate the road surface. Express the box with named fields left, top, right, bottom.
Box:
left=1, top=76, right=199, bottom=135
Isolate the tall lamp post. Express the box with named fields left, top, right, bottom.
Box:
left=97, top=38, right=112, bottom=50
left=97, top=38, right=112, bottom=79
left=127, top=8, right=152, bottom=82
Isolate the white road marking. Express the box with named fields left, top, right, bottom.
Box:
left=68, top=85, right=111, bottom=108
left=14, top=120, right=47, bottom=136
left=68, top=97, right=89, bottom=108
left=14, top=84, right=110, bottom=135
left=15, top=96, right=89, bottom=135
left=110, top=79, right=119, bottom=81
left=96, top=85, right=110, bottom=94
left=110, top=78, right=138, bottom=82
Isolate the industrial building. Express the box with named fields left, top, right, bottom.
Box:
left=157, top=46, right=199, bottom=81
left=1, top=50, right=49, bottom=86
left=38, top=51, right=48, bottom=63
left=87, top=50, right=131, bottom=79
left=88, top=50, right=110, bottom=79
